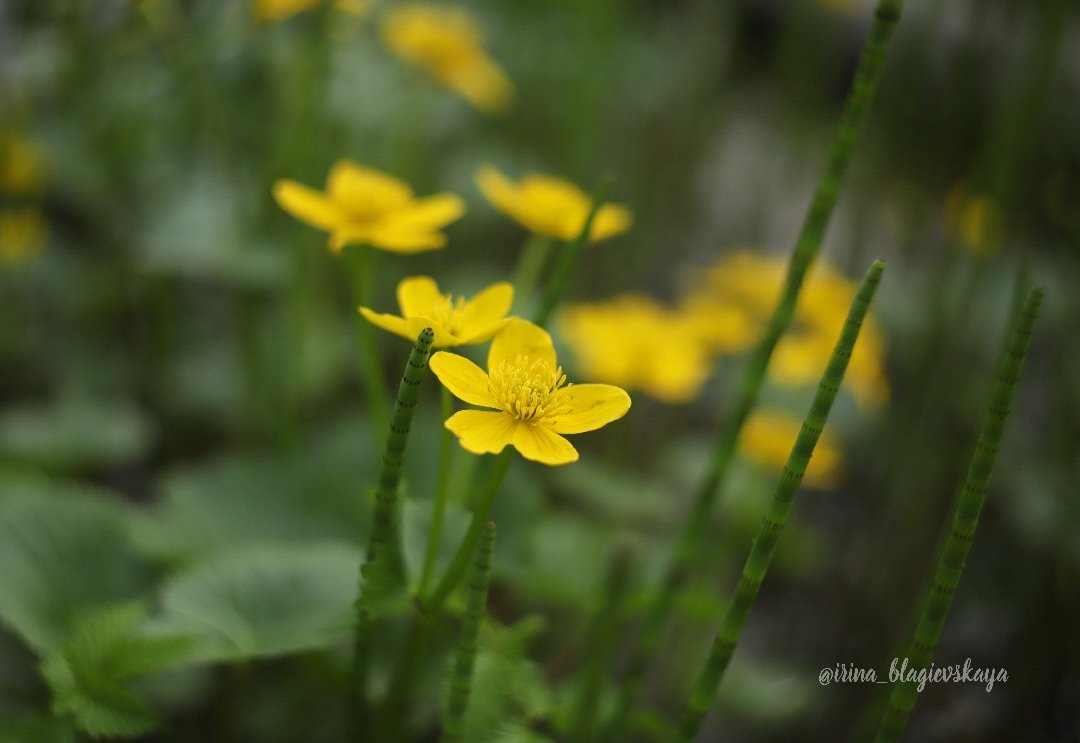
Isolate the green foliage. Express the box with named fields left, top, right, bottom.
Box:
left=0, top=487, right=154, bottom=652
left=150, top=542, right=362, bottom=663
left=40, top=603, right=192, bottom=739
left=451, top=618, right=553, bottom=743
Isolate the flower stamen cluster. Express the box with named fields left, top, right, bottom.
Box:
left=488, top=357, right=570, bottom=422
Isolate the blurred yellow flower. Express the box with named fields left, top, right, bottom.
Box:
left=944, top=184, right=1003, bottom=256
left=381, top=5, right=513, bottom=115
left=0, top=209, right=48, bottom=265
left=475, top=166, right=632, bottom=243
left=559, top=295, right=711, bottom=404
left=359, top=276, right=514, bottom=348
left=0, top=132, right=46, bottom=194
left=273, top=160, right=465, bottom=253
left=680, top=250, right=890, bottom=409
left=739, top=410, right=843, bottom=489
left=430, top=319, right=631, bottom=466
left=253, top=0, right=373, bottom=22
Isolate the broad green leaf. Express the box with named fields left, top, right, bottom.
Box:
left=149, top=542, right=362, bottom=663
left=132, top=414, right=378, bottom=561
left=0, top=397, right=154, bottom=471
left=0, top=488, right=154, bottom=652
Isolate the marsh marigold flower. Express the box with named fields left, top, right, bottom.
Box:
left=430, top=319, right=631, bottom=465
left=944, top=184, right=1003, bottom=256
left=0, top=209, right=48, bottom=265
left=740, top=409, right=842, bottom=489
left=475, top=166, right=632, bottom=243
left=559, top=295, right=711, bottom=404
left=381, top=5, right=513, bottom=115
left=253, top=0, right=372, bottom=22
left=273, top=160, right=465, bottom=253
left=359, top=276, right=514, bottom=348
left=681, top=250, right=889, bottom=409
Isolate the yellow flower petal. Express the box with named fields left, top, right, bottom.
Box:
left=545, top=384, right=631, bottom=434
left=430, top=352, right=498, bottom=408
left=273, top=179, right=348, bottom=231
left=589, top=204, right=633, bottom=242
left=404, top=317, right=460, bottom=348
left=396, top=276, right=444, bottom=318
left=379, top=193, right=466, bottom=233
left=327, top=160, right=413, bottom=214
left=443, top=57, right=514, bottom=114
left=512, top=423, right=578, bottom=465
left=488, top=319, right=556, bottom=370
left=333, top=225, right=447, bottom=253
left=458, top=282, right=514, bottom=343
left=445, top=410, right=519, bottom=455
left=358, top=307, right=413, bottom=340
left=475, top=165, right=519, bottom=215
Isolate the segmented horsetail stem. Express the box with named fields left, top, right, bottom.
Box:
left=532, top=176, right=612, bottom=328
left=873, top=287, right=1042, bottom=743
left=675, top=259, right=885, bottom=743
left=367, top=327, right=435, bottom=570
left=350, top=328, right=434, bottom=738
left=440, top=521, right=496, bottom=743
left=603, top=4, right=904, bottom=737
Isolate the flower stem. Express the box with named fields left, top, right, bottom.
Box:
left=872, top=286, right=1042, bottom=743
left=532, top=177, right=612, bottom=328
left=512, top=232, right=554, bottom=307
left=423, top=450, right=512, bottom=613
left=675, top=259, right=885, bottom=742
left=440, top=521, right=497, bottom=743
left=350, top=328, right=435, bottom=739
left=347, top=248, right=391, bottom=436
left=419, top=385, right=455, bottom=595
left=601, top=2, right=905, bottom=735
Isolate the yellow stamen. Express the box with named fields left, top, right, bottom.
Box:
left=488, top=356, right=570, bottom=421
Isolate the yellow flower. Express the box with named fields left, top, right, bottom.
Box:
left=273, top=160, right=465, bottom=253
left=559, top=295, right=711, bottom=404
left=0, top=132, right=46, bottom=195
left=381, top=5, right=513, bottom=115
left=475, top=166, right=632, bottom=243
left=253, top=0, right=373, bottom=22
left=430, top=319, right=631, bottom=466
left=739, top=410, right=843, bottom=489
left=359, top=276, right=514, bottom=348
left=944, top=184, right=1003, bottom=256
left=680, top=250, right=890, bottom=408
left=0, top=209, right=48, bottom=265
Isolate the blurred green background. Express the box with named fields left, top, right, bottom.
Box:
left=1, top=0, right=1078, bottom=741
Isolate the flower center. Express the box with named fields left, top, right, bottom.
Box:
left=426, top=294, right=469, bottom=335
left=488, top=356, right=570, bottom=421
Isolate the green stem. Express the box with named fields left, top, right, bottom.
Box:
left=532, top=178, right=612, bottom=328
left=423, top=451, right=512, bottom=613
left=675, top=259, right=885, bottom=742
left=512, top=232, right=555, bottom=307
left=601, top=3, right=904, bottom=736
left=441, top=521, right=497, bottom=743
left=348, top=248, right=391, bottom=436
left=419, top=385, right=455, bottom=595
left=350, top=328, right=435, bottom=739
left=873, top=287, right=1043, bottom=743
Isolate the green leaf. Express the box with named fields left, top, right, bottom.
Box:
left=0, top=397, right=154, bottom=471
left=41, top=603, right=193, bottom=740
left=454, top=618, right=553, bottom=743
left=131, top=414, right=377, bottom=561
left=0, top=488, right=155, bottom=652
left=149, top=542, right=362, bottom=663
